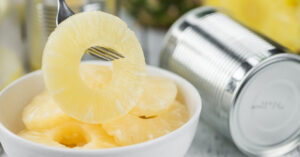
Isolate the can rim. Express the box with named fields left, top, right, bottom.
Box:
left=159, top=7, right=217, bottom=68
left=230, top=53, right=300, bottom=156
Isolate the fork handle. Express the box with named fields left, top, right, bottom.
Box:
left=56, top=0, right=75, bottom=25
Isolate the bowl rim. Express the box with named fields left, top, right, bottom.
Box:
left=0, top=65, right=202, bottom=154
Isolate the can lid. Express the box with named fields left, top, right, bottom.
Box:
left=231, top=54, right=300, bottom=156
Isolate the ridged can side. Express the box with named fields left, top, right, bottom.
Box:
left=160, top=7, right=300, bottom=157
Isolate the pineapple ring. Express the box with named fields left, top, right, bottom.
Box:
left=21, top=89, right=117, bottom=149
left=52, top=123, right=90, bottom=148
left=49, top=122, right=117, bottom=149
left=19, top=130, right=65, bottom=148
left=42, top=11, right=146, bottom=123
left=23, top=65, right=111, bottom=131
left=130, top=76, right=177, bottom=117
left=81, top=64, right=177, bottom=117
left=103, top=101, right=189, bottom=146
left=22, top=91, right=73, bottom=131
left=80, top=64, right=177, bottom=117
left=19, top=122, right=117, bottom=149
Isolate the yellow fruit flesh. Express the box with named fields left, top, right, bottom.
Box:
left=19, top=130, right=65, bottom=148
left=52, top=123, right=90, bottom=148
left=49, top=122, right=117, bottom=149
left=21, top=11, right=189, bottom=149
left=20, top=89, right=188, bottom=149
left=23, top=64, right=112, bottom=131
left=79, top=124, right=117, bottom=149
left=103, top=101, right=189, bottom=146
left=22, top=91, right=73, bottom=131
left=20, top=122, right=117, bottom=149
left=262, top=0, right=300, bottom=52
left=21, top=88, right=117, bottom=149
left=130, top=76, right=177, bottom=117
left=80, top=65, right=177, bottom=117
left=42, top=11, right=146, bottom=123
left=79, top=63, right=112, bottom=89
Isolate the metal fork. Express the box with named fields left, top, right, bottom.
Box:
left=56, top=0, right=125, bottom=61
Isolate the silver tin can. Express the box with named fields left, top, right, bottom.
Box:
left=160, top=7, right=300, bottom=157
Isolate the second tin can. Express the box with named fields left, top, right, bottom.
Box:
left=160, top=7, right=300, bottom=157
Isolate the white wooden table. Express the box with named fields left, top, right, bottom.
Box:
left=185, top=120, right=300, bottom=157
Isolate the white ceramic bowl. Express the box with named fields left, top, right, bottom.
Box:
left=0, top=65, right=202, bottom=157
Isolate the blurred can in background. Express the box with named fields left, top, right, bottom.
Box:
left=26, top=0, right=120, bottom=70
left=0, top=0, right=9, bottom=23
left=160, top=7, right=300, bottom=156
left=0, top=0, right=25, bottom=90
left=0, top=47, right=24, bottom=90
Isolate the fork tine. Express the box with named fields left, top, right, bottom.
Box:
left=90, top=49, right=114, bottom=61
left=95, top=46, right=125, bottom=58
left=57, top=0, right=125, bottom=62
left=86, top=49, right=113, bottom=61
left=85, top=46, right=125, bottom=61
left=89, top=53, right=112, bottom=61
left=91, top=47, right=119, bottom=59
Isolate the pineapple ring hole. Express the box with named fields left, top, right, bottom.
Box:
left=53, top=124, right=91, bottom=148
left=139, top=115, right=157, bottom=119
